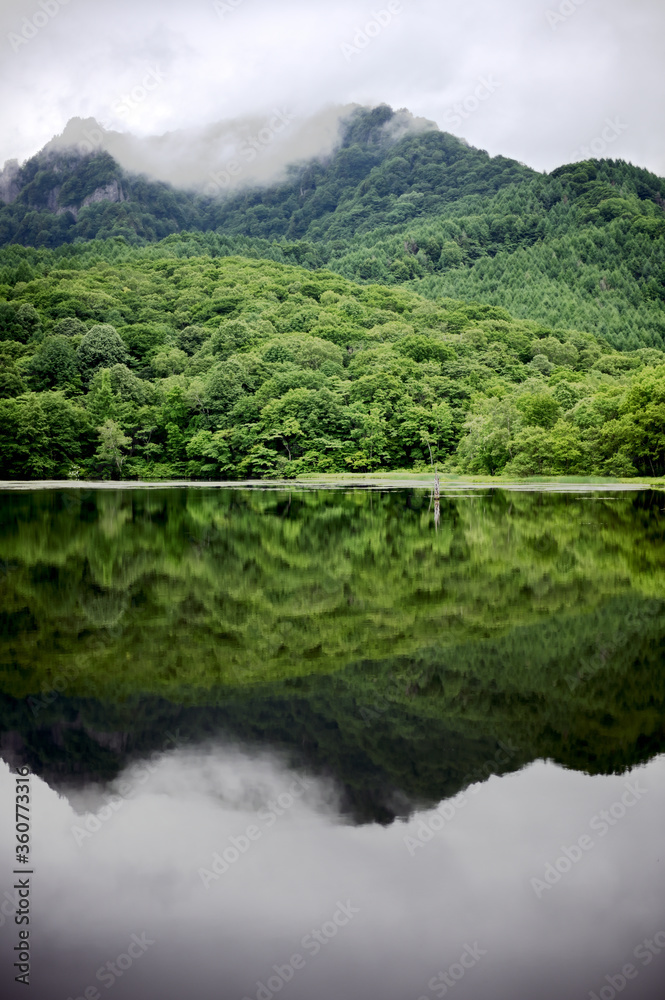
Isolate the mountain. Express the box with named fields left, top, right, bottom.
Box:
left=1, top=104, right=664, bottom=351
left=0, top=104, right=530, bottom=247
left=0, top=143, right=201, bottom=246
left=37, top=105, right=437, bottom=191
left=1, top=105, right=665, bottom=484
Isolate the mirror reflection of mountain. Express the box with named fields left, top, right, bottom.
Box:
left=1, top=487, right=664, bottom=823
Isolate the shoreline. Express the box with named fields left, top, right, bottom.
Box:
left=0, top=475, right=662, bottom=493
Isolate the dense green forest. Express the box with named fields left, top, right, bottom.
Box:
left=2, top=245, right=665, bottom=479
left=1, top=488, right=664, bottom=820
left=1, top=105, right=664, bottom=480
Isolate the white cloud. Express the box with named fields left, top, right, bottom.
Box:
left=0, top=0, right=663, bottom=177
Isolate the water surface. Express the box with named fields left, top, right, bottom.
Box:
left=0, top=487, right=664, bottom=999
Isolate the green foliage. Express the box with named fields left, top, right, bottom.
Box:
left=26, top=335, right=79, bottom=391
left=455, top=397, right=519, bottom=475
left=0, top=392, right=92, bottom=477
left=0, top=302, right=39, bottom=343
left=515, top=389, right=561, bottom=429
left=1, top=114, right=665, bottom=482
left=86, top=368, right=117, bottom=425
left=615, top=367, right=665, bottom=475
left=1, top=247, right=665, bottom=479
left=77, top=324, right=129, bottom=381
left=94, top=419, right=131, bottom=478
left=53, top=316, right=87, bottom=338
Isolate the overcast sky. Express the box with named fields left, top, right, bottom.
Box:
left=0, top=0, right=664, bottom=179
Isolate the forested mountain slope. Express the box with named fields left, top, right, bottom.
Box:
left=0, top=105, right=533, bottom=248
left=2, top=244, right=665, bottom=480
left=2, top=105, right=663, bottom=350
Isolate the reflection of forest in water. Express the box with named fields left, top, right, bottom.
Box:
left=1, top=487, right=664, bottom=823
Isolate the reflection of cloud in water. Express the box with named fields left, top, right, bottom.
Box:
left=0, top=752, right=664, bottom=1000
left=67, top=742, right=342, bottom=822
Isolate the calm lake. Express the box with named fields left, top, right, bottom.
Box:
left=0, top=485, right=664, bottom=1000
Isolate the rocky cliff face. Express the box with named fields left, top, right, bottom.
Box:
left=0, top=163, right=125, bottom=217
left=58, top=179, right=125, bottom=219
left=0, top=159, right=21, bottom=204
left=47, top=187, right=62, bottom=212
